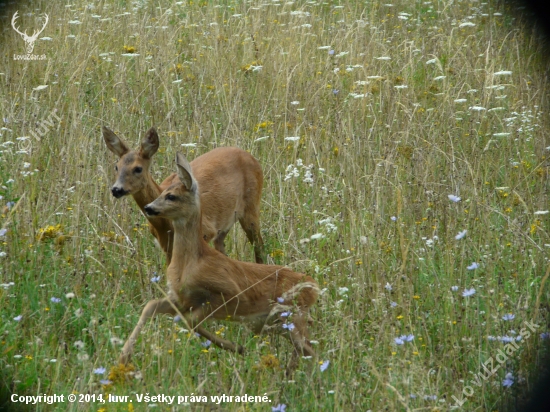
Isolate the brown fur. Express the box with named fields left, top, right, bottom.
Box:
left=119, top=153, right=319, bottom=371
left=103, top=126, right=265, bottom=264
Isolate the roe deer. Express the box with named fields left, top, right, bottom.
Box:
left=103, top=126, right=264, bottom=264
left=119, top=153, right=319, bottom=371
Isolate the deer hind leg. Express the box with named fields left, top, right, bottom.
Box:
left=185, top=307, right=244, bottom=354
left=120, top=298, right=177, bottom=365
left=238, top=213, right=264, bottom=264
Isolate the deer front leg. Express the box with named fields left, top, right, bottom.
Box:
left=280, top=312, right=315, bottom=375
left=120, top=298, right=177, bottom=365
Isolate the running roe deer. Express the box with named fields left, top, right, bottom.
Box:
left=102, top=126, right=264, bottom=264
left=119, top=153, right=318, bottom=370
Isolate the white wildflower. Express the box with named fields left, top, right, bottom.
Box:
left=110, top=337, right=124, bottom=346
left=455, top=230, right=467, bottom=240
left=494, top=71, right=512, bottom=76
left=74, top=340, right=85, bottom=350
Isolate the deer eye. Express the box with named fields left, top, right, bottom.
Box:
left=134, top=166, right=143, bottom=174
left=115, top=165, right=118, bottom=172
left=166, top=194, right=177, bottom=201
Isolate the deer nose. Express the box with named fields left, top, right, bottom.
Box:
left=144, top=205, right=159, bottom=216
left=111, top=187, right=127, bottom=198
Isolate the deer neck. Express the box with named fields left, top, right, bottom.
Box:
left=132, top=173, right=162, bottom=209
left=170, top=213, right=206, bottom=272
left=132, top=175, right=174, bottom=262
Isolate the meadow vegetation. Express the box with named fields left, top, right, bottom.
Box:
left=0, top=0, right=549, bottom=410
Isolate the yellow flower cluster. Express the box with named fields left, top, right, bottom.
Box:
left=241, top=61, right=261, bottom=73
left=108, top=363, right=135, bottom=384
left=36, top=224, right=62, bottom=241
left=257, top=354, right=280, bottom=370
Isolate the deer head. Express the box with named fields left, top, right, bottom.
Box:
left=103, top=126, right=160, bottom=198
left=12, top=11, right=49, bottom=55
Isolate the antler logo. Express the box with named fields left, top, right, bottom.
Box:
left=12, top=11, right=49, bottom=55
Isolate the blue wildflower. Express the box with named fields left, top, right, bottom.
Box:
left=502, top=373, right=514, bottom=387
left=282, top=323, right=295, bottom=331
left=462, top=288, right=476, bottom=297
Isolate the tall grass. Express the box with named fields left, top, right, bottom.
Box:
left=0, top=0, right=549, bottom=410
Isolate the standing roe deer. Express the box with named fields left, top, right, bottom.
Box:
left=102, top=126, right=264, bottom=264
left=119, top=153, right=318, bottom=371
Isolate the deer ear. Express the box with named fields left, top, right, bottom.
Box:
left=175, top=152, right=197, bottom=193
left=102, top=126, right=129, bottom=157
left=140, top=127, right=159, bottom=159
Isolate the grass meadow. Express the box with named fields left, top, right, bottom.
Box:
left=0, top=0, right=549, bottom=410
